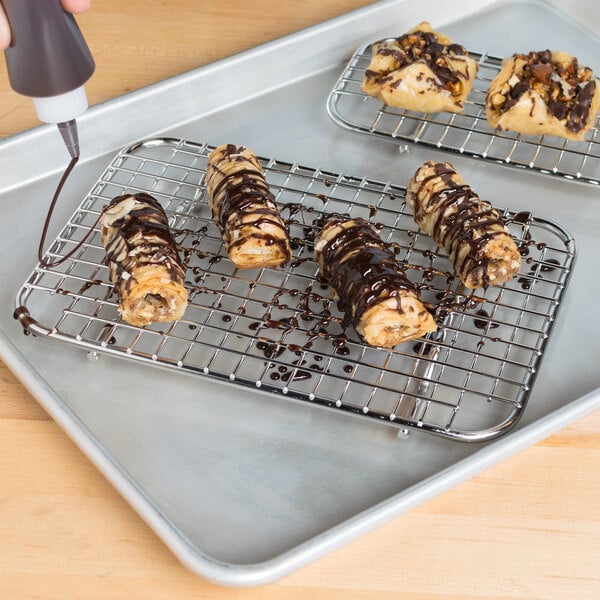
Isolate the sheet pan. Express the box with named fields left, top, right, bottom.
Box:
left=1, top=0, right=599, bottom=587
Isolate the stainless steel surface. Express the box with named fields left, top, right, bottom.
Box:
left=1, top=0, right=599, bottom=588
left=328, top=46, right=600, bottom=185
left=15, top=137, right=576, bottom=442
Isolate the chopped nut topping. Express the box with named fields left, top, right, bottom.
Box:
left=492, top=50, right=597, bottom=132
left=372, top=29, right=468, bottom=89
left=530, top=63, right=552, bottom=83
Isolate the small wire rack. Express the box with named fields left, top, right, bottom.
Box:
left=327, top=43, right=600, bottom=185
left=15, top=138, right=576, bottom=442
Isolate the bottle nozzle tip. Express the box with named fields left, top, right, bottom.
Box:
left=57, top=120, right=80, bottom=158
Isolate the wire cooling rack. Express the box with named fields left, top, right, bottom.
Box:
left=15, top=138, right=576, bottom=441
left=327, top=43, right=600, bottom=185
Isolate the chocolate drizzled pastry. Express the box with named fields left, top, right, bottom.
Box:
left=314, top=218, right=436, bottom=347
left=361, top=21, right=478, bottom=113
left=100, top=193, right=188, bottom=327
left=486, top=49, right=600, bottom=140
left=205, top=144, right=291, bottom=269
left=406, top=162, right=521, bottom=289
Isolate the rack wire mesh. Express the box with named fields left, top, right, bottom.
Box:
left=15, top=138, right=576, bottom=441
left=327, top=44, right=600, bottom=186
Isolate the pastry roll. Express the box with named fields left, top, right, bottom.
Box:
left=406, top=161, right=522, bottom=289
left=100, top=192, right=188, bottom=327
left=205, top=143, right=291, bottom=269
left=314, top=217, right=437, bottom=347
left=485, top=49, right=600, bottom=140
left=361, top=21, right=478, bottom=113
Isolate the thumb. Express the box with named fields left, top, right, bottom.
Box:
left=0, top=7, right=11, bottom=50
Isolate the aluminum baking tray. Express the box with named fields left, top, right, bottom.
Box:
left=15, top=137, right=576, bottom=442
left=1, top=0, right=599, bottom=588
left=327, top=45, right=600, bottom=185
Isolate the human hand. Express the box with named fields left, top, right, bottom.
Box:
left=0, top=0, right=91, bottom=50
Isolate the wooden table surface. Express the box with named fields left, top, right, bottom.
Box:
left=1, top=2, right=599, bottom=598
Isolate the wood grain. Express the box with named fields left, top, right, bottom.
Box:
left=1, top=2, right=599, bottom=598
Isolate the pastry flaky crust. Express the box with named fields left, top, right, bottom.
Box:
left=314, top=218, right=437, bottom=348
left=205, top=143, right=291, bottom=270
left=406, top=162, right=522, bottom=290
left=100, top=193, right=188, bottom=327
left=361, top=21, right=478, bottom=113
left=486, top=49, right=600, bottom=141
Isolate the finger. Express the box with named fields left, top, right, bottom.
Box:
left=0, top=6, right=11, bottom=50
left=61, top=0, right=91, bottom=14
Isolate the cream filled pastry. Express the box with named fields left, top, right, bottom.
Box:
left=486, top=49, right=600, bottom=140
left=205, top=143, right=291, bottom=269
left=314, top=217, right=437, bottom=347
left=361, top=21, right=478, bottom=113
left=100, top=192, right=188, bottom=327
left=406, top=161, right=521, bottom=289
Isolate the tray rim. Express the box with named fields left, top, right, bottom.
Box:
left=2, top=328, right=598, bottom=587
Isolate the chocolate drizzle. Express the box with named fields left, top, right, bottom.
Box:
left=373, top=29, right=469, bottom=94
left=101, top=193, right=186, bottom=295
left=205, top=144, right=291, bottom=266
left=408, top=162, right=520, bottom=289
left=568, top=80, right=596, bottom=132
left=38, top=156, right=102, bottom=269
left=315, top=218, right=417, bottom=329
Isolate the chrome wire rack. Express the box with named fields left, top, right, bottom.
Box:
left=327, top=43, right=600, bottom=185
left=15, top=138, right=576, bottom=441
